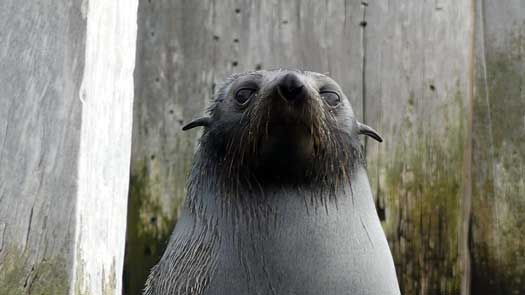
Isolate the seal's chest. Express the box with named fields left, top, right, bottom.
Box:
left=204, top=183, right=398, bottom=295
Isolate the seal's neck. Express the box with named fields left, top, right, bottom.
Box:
left=184, top=137, right=366, bottom=220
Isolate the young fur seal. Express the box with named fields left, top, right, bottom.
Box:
left=144, top=70, right=400, bottom=295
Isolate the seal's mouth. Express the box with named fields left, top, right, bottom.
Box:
left=245, top=99, right=332, bottom=182
left=259, top=120, right=314, bottom=151
left=245, top=87, right=330, bottom=169
left=249, top=97, right=323, bottom=156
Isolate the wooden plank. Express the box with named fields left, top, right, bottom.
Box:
left=365, top=1, right=473, bottom=294
left=0, top=2, right=85, bottom=293
left=0, top=0, right=137, bottom=294
left=470, top=0, right=525, bottom=294
left=73, top=0, right=138, bottom=294
left=126, top=1, right=217, bottom=293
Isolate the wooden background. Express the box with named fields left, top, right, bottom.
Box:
left=0, top=0, right=522, bottom=294
left=127, top=1, right=524, bottom=295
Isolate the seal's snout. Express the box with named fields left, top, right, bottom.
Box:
left=277, top=73, right=306, bottom=102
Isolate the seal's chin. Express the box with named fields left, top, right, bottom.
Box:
left=253, top=123, right=316, bottom=181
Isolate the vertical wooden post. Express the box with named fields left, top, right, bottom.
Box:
left=0, top=0, right=138, bottom=294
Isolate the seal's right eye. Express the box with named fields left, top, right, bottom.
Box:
left=320, top=91, right=341, bottom=107
left=234, top=88, right=256, bottom=106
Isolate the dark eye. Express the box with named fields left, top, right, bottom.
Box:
left=235, top=88, right=256, bottom=106
left=320, top=91, right=341, bottom=107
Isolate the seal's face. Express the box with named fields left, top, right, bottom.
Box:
left=183, top=70, right=382, bottom=187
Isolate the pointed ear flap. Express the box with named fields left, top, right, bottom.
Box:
left=357, top=121, right=383, bottom=143
left=182, top=117, right=212, bottom=131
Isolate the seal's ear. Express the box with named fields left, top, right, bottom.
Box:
left=182, top=117, right=212, bottom=131
left=357, top=121, right=383, bottom=143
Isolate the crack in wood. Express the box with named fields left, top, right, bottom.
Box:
left=360, top=1, right=368, bottom=153
left=23, top=265, right=35, bottom=289
left=460, top=3, right=476, bottom=295
left=24, top=206, right=34, bottom=253
left=0, top=223, right=5, bottom=253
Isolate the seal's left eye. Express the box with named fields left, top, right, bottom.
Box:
left=320, top=91, right=341, bottom=107
left=235, top=88, right=255, bottom=106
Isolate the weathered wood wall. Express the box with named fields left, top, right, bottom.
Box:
left=128, top=0, right=524, bottom=294
left=470, top=1, right=524, bottom=294
left=0, top=0, right=138, bottom=294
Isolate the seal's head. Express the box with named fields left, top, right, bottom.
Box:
left=183, top=69, right=381, bottom=193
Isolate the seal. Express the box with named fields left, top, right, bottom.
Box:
left=144, top=70, right=400, bottom=295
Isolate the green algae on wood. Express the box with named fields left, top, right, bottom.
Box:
left=124, top=148, right=192, bottom=294
left=379, top=91, right=466, bottom=295
left=0, top=247, right=70, bottom=295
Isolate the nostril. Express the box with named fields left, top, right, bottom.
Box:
left=278, top=73, right=305, bottom=102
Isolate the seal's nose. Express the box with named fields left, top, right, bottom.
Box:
left=278, top=73, right=306, bottom=102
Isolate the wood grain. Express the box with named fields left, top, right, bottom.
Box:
left=0, top=0, right=137, bottom=294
